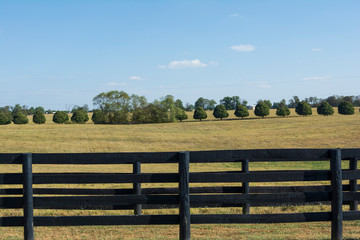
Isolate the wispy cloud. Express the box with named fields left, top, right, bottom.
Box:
left=159, top=59, right=207, bottom=69
left=158, top=85, right=179, bottom=89
left=209, top=61, right=219, bottom=66
left=230, top=45, right=255, bottom=52
left=105, top=82, right=127, bottom=86
left=0, top=30, right=3, bottom=34
left=312, top=48, right=322, bottom=52
left=230, top=13, right=239, bottom=17
left=256, top=82, right=271, bottom=88
left=129, top=76, right=146, bottom=81
left=303, top=75, right=331, bottom=81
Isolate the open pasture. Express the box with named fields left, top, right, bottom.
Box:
left=0, top=108, right=359, bottom=153
left=1, top=109, right=360, bottom=239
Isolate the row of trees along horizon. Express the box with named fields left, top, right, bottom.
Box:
left=0, top=91, right=359, bottom=125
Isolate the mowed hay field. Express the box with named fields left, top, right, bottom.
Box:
left=0, top=108, right=360, bottom=153
left=1, top=108, right=360, bottom=239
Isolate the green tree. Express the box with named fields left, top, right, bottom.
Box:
left=33, top=110, right=46, bottom=124
left=193, top=107, right=207, bottom=121
left=12, top=112, right=29, bottom=124
left=254, top=101, right=270, bottom=118
left=175, top=107, right=188, bottom=122
left=220, top=96, right=248, bottom=110
left=263, top=100, right=272, bottom=109
left=131, top=103, right=169, bottom=124
left=276, top=103, right=290, bottom=117
left=0, top=106, right=12, bottom=122
left=175, top=99, right=185, bottom=110
left=92, top=110, right=106, bottom=124
left=71, top=109, right=89, bottom=124
left=93, top=91, right=131, bottom=123
left=113, top=110, right=129, bottom=124
left=295, top=101, right=312, bottom=116
left=160, top=95, right=177, bottom=122
left=338, top=101, right=354, bottom=115
left=234, top=104, right=249, bottom=119
left=0, top=112, right=11, bottom=125
left=213, top=105, right=229, bottom=120
left=35, top=106, right=45, bottom=114
left=195, top=97, right=216, bottom=110
left=184, top=103, right=194, bottom=111
left=317, top=102, right=334, bottom=116
left=11, top=104, right=27, bottom=116
left=53, top=111, right=69, bottom=124
left=130, top=94, right=148, bottom=111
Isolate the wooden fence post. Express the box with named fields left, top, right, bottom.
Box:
left=179, top=151, right=190, bottom=240
left=330, top=149, right=343, bottom=240
left=133, top=162, right=142, bottom=215
left=349, top=158, right=358, bottom=211
left=242, top=159, right=250, bottom=214
left=22, top=153, right=34, bottom=240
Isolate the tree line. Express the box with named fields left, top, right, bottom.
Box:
left=0, top=91, right=358, bottom=125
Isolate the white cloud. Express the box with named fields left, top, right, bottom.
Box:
left=209, top=61, right=219, bottom=66
left=159, top=59, right=207, bottom=69
left=303, top=75, right=331, bottom=81
left=230, top=45, right=255, bottom=52
left=105, top=82, right=127, bottom=86
left=312, top=48, right=322, bottom=52
left=129, top=76, right=145, bottom=81
left=230, top=13, right=239, bottom=17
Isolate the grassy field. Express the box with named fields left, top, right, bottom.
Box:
left=1, top=108, right=360, bottom=239
left=0, top=108, right=359, bottom=153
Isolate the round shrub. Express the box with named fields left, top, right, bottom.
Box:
left=53, top=111, right=69, bottom=124
left=0, top=112, right=11, bottom=125
left=193, top=107, right=207, bottom=121
left=254, top=101, right=270, bottom=118
left=175, top=108, right=188, bottom=122
left=338, top=101, right=354, bottom=115
left=92, top=110, right=106, bottom=124
left=213, top=105, right=229, bottom=120
left=12, top=112, right=29, bottom=124
left=276, top=104, right=290, bottom=117
left=33, top=111, right=46, bottom=124
left=295, top=101, right=312, bottom=116
left=317, top=102, right=334, bottom=116
left=234, top=104, right=249, bottom=119
left=71, top=109, right=89, bottom=124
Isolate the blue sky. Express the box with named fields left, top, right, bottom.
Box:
left=0, top=1, right=359, bottom=110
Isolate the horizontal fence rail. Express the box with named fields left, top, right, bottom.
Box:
left=0, top=149, right=359, bottom=240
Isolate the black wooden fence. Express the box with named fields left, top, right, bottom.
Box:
left=1, top=149, right=360, bottom=240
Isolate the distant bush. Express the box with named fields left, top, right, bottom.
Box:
left=234, top=105, right=249, bottom=119
left=213, top=105, right=229, bottom=120
left=131, top=104, right=169, bottom=124
left=338, top=101, right=354, bottom=115
left=254, top=101, right=270, bottom=118
left=276, top=104, right=290, bottom=117
left=317, top=102, right=334, bottom=116
left=0, top=112, right=11, bottom=125
left=175, top=107, right=188, bottom=122
left=295, top=101, right=312, bottom=116
left=92, top=110, right=106, bottom=124
left=33, top=110, right=46, bottom=124
left=71, top=109, right=89, bottom=124
left=53, top=111, right=69, bottom=124
left=13, top=112, right=29, bottom=124
left=112, top=110, right=129, bottom=124
left=193, top=107, right=207, bottom=121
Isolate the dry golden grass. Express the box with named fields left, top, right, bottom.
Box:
left=0, top=108, right=359, bottom=153
left=1, top=108, right=360, bottom=239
